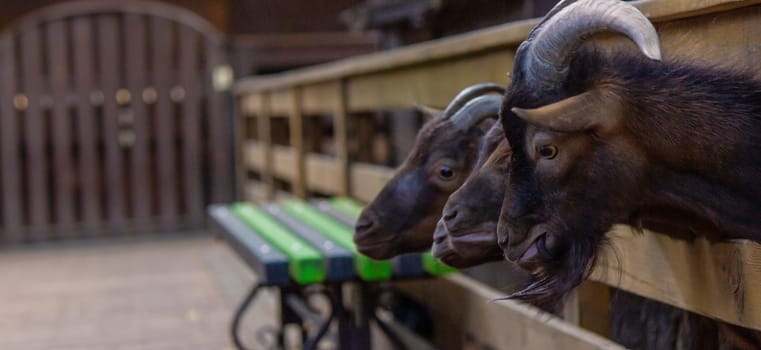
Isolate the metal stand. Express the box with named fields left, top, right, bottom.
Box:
left=231, top=281, right=411, bottom=350
left=231, top=283, right=264, bottom=350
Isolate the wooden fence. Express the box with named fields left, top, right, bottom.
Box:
left=0, top=1, right=234, bottom=243
left=234, top=0, right=761, bottom=347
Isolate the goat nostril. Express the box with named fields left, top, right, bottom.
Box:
left=355, top=218, right=375, bottom=234
left=443, top=210, right=458, bottom=224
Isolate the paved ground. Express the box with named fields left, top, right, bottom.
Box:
left=0, top=234, right=278, bottom=350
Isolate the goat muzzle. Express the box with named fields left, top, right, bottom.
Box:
left=505, top=223, right=551, bottom=263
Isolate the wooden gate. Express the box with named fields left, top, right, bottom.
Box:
left=0, top=1, right=234, bottom=243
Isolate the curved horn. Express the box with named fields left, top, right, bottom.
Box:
left=522, top=0, right=661, bottom=90
left=525, top=0, right=580, bottom=41
left=442, top=83, right=505, bottom=119
left=450, top=94, right=503, bottom=129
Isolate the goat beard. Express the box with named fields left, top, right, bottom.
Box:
left=504, top=233, right=601, bottom=309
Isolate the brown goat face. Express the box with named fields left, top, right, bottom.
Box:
left=432, top=138, right=510, bottom=268
left=495, top=11, right=660, bottom=303
left=498, top=105, right=649, bottom=302
left=355, top=118, right=484, bottom=259
left=430, top=221, right=480, bottom=269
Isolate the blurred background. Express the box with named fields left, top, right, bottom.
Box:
left=2, top=1, right=758, bottom=350
left=0, top=1, right=555, bottom=349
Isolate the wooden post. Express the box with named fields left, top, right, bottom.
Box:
left=0, top=34, right=22, bottom=242
left=47, top=21, right=75, bottom=234
left=72, top=17, right=101, bottom=236
left=388, top=110, right=418, bottom=165
left=98, top=15, right=128, bottom=233
left=356, top=114, right=375, bottom=163
left=564, top=290, right=581, bottom=326
left=152, top=17, right=179, bottom=231
left=257, top=93, right=275, bottom=199
left=178, top=25, right=204, bottom=224
left=233, top=96, right=246, bottom=201
left=289, top=87, right=306, bottom=197
left=334, top=80, right=350, bottom=196
left=21, top=24, right=49, bottom=239
left=124, top=13, right=152, bottom=234
left=579, top=282, right=612, bottom=338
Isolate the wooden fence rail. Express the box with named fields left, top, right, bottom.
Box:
left=234, top=0, right=761, bottom=345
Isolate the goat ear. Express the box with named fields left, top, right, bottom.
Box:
left=414, top=103, right=443, bottom=118
left=510, top=89, right=622, bottom=133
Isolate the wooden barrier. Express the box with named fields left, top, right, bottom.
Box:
left=0, top=1, right=234, bottom=241
left=234, top=0, right=761, bottom=345
left=592, top=227, right=761, bottom=331
left=398, top=274, right=624, bottom=350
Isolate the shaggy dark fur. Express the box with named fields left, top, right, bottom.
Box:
left=499, top=47, right=761, bottom=304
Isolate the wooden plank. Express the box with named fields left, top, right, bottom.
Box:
left=355, top=115, right=375, bottom=163
left=124, top=14, right=152, bottom=233
left=591, top=227, right=761, bottom=331
left=638, top=0, right=761, bottom=22
left=301, top=81, right=339, bottom=114
left=0, top=34, right=22, bottom=241
left=395, top=274, right=625, bottom=350
left=46, top=20, right=75, bottom=235
left=288, top=88, right=306, bottom=197
left=255, top=93, right=275, bottom=199
left=97, top=15, right=127, bottom=234
left=9, top=1, right=224, bottom=43
left=564, top=291, right=581, bottom=326
left=205, top=40, right=233, bottom=204
left=234, top=0, right=761, bottom=93
left=178, top=25, right=203, bottom=227
left=72, top=17, right=101, bottom=236
left=20, top=25, right=49, bottom=240
left=388, top=110, right=418, bottom=164
left=243, top=181, right=291, bottom=202
left=304, top=115, right=323, bottom=153
left=349, top=163, right=394, bottom=203
left=578, top=281, right=612, bottom=338
left=151, top=17, right=178, bottom=231
left=305, top=153, right=340, bottom=194
left=242, top=140, right=266, bottom=170
left=243, top=180, right=269, bottom=203
left=233, top=85, right=248, bottom=201
left=333, top=80, right=349, bottom=196
left=269, top=89, right=291, bottom=116
left=239, top=94, right=259, bottom=117
left=347, top=50, right=511, bottom=112
left=233, top=31, right=379, bottom=49
left=271, top=145, right=296, bottom=182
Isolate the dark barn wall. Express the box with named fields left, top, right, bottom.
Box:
left=0, top=0, right=231, bottom=32
left=228, top=0, right=362, bottom=34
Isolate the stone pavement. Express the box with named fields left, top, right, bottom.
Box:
left=0, top=234, right=278, bottom=350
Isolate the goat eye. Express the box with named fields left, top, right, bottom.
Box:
left=538, top=145, right=558, bottom=159
left=439, top=166, right=454, bottom=179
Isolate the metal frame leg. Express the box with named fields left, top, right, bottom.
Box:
left=231, top=283, right=264, bottom=350
left=334, top=282, right=373, bottom=349
left=279, top=286, right=306, bottom=347
left=371, top=310, right=410, bottom=350
left=301, top=290, right=337, bottom=350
